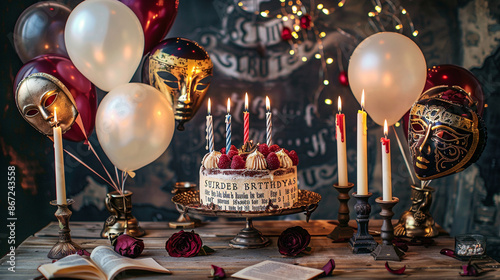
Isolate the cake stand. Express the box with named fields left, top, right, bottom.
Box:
left=172, top=190, right=321, bottom=249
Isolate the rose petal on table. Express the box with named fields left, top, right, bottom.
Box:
left=211, top=265, right=226, bottom=279
left=460, top=262, right=480, bottom=276
left=385, top=261, right=406, bottom=275
left=440, top=248, right=456, bottom=258
left=321, top=259, right=335, bottom=277
left=76, top=249, right=90, bottom=257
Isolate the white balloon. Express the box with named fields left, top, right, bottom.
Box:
left=96, top=83, right=175, bottom=172
left=65, top=0, right=144, bottom=92
left=348, top=32, right=427, bottom=126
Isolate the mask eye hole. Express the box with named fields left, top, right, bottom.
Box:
left=26, top=109, right=39, bottom=117
left=436, top=130, right=455, bottom=140
left=196, top=76, right=212, bottom=91
left=44, top=94, right=57, bottom=107
left=411, top=122, right=424, bottom=133
left=157, top=71, right=179, bottom=89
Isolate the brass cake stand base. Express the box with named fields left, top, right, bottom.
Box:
left=172, top=190, right=321, bottom=249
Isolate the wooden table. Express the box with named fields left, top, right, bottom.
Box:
left=1, top=220, right=499, bottom=279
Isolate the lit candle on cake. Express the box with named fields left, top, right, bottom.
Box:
left=336, top=96, right=348, bottom=186
left=357, top=90, right=368, bottom=195
left=244, top=92, right=249, bottom=144
left=226, top=98, right=231, bottom=153
left=206, top=98, right=214, bottom=152
left=53, top=108, right=67, bottom=205
left=381, top=120, right=392, bottom=201
left=266, top=96, right=272, bottom=146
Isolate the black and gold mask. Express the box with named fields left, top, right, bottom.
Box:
left=144, top=38, right=213, bottom=130
left=409, top=86, right=486, bottom=180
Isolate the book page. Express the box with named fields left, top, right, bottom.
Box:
left=90, top=246, right=171, bottom=280
left=232, top=260, right=324, bottom=280
left=37, top=254, right=105, bottom=280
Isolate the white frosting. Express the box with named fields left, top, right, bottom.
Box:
left=245, top=150, right=267, bottom=170
left=202, top=151, right=221, bottom=169
left=276, top=149, right=293, bottom=168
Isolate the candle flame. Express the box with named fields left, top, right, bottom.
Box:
left=338, top=96, right=342, bottom=113
left=208, top=98, right=211, bottom=115
left=384, top=119, right=388, bottom=138
left=266, top=96, right=270, bottom=111
left=227, top=98, right=231, bottom=114
left=361, top=90, right=365, bottom=111
left=245, top=92, right=249, bottom=111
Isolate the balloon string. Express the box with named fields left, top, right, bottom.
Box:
left=392, top=125, right=416, bottom=185
left=86, top=141, right=120, bottom=192
left=63, top=148, right=119, bottom=192
left=115, top=166, right=121, bottom=190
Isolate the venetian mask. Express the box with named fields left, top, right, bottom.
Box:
left=408, top=86, right=486, bottom=180
left=145, top=38, right=213, bottom=131
left=15, top=72, right=78, bottom=136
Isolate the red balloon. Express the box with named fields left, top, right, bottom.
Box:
left=14, top=54, right=97, bottom=142
left=281, top=27, right=293, bottom=41
left=338, top=71, right=349, bottom=86
left=424, top=64, right=484, bottom=116
left=120, top=0, right=179, bottom=55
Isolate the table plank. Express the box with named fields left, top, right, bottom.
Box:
left=2, top=220, right=499, bottom=279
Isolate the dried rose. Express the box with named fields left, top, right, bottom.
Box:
left=211, top=265, right=226, bottom=279
left=385, top=261, right=406, bottom=275
left=460, top=261, right=481, bottom=277
left=112, top=234, right=144, bottom=258
left=321, top=259, right=335, bottom=277
left=165, top=230, right=202, bottom=257
left=277, top=226, right=311, bottom=257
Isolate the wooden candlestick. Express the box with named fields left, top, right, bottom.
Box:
left=349, top=192, right=378, bottom=253
left=327, top=183, right=354, bottom=241
left=371, top=197, right=404, bottom=261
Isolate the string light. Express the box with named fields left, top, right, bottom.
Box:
left=302, top=56, right=307, bottom=62
left=319, top=32, right=326, bottom=38
left=283, top=16, right=289, bottom=21
left=401, top=9, right=407, bottom=14
left=317, top=3, right=324, bottom=9
left=326, top=58, right=333, bottom=64
left=315, top=53, right=321, bottom=59
left=294, top=25, right=301, bottom=32
left=323, top=80, right=330, bottom=85
left=395, top=24, right=402, bottom=30
left=325, top=99, right=333, bottom=105
left=413, top=30, right=419, bottom=36
left=322, top=8, right=330, bottom=15
left=375, top=5, right=382, bottom=12
left=289, top=49, right=295, bottom=55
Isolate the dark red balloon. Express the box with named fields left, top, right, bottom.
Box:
left=120, top=0, right=179, bottom=55
left=14, top=54, right=97, bottom=142
left=424, top=64, right=484, bottom=116
left=338, top=71, right=349, bottom=86
left=281, top=27, right=293, bottom=41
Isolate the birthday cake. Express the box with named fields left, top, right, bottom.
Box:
left=199, top=142, right=299, bottom=211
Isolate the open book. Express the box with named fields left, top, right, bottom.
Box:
left=38, top=246, right=171, bottom=280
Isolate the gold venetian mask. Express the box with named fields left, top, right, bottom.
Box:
left=408, top=86, right=486, bottom=180
left=15, top=73, right=78, bottom=136
left=145, top=38, right=213, bottom=130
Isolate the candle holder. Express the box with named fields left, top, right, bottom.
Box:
left=48, top=199, right=82, bottom=259
left=327, top=182, right=354, bottom=241
left=349, top=192, right=378, bottom=253
left=371, top=197, right=404, bottom=261
left=394, top=184, right=438, bottom=238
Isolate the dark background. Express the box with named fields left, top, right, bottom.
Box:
left=1, top=0, right=500, bottom=260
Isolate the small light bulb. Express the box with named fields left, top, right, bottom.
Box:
left=260, top=11, right=268, bottom=17
left=375, top=5, right=382, bottom=13
left=323, top=80, right=330, bottom=85
left=395, top=24, right=402, bottom=30
left=368, top=12, right=375, bottom=17
left=238, top=2, right=243, bottom=6
left=319, top=31, right=326, bottom=38
left=322, top=8, right=330, bottom=15
left=315, top=53, right=321, bottom=59
left=277, top=14, right=282, bottom=19
left=292, top=32, right=299, bottom=39
left=317, top=3, right=324, bottom=9
left=326, top=58, right=333, bottom=64
left=402, top=9, right=407, bottom=14
left=325, top=98, right=332, bottom=105
left=302, top=56, right=307, bottom=62
left=283, top=16, right=288, bottom=21
left=338, top=1, right=344, bottom=7
left=413, top=30, right=419, bottom=37
left=289, top=49, right=295, bottom=55
left=294, top=25, right=300, bottom=31
left=395, top=122, right=400, bottom=127
left=297, top=11, right=303, bottom=16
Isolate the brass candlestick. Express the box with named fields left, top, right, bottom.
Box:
left=328, top=182, right=354, bottom=241
left=48, top=199, right=82, bottom=259
left=371, top=197, right=404, bottom=261
left=394, top=184, right=438, bottom=238
left=349, top=192, right=377, bottom=253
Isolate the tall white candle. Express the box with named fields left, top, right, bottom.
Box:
left=357, top=90, right=368, bottom=195
left=336, top=96, right=348, bottom=186
left=53, top=108, right=67, bottom=205
left=381, top=120, right=392, bottom=201
left=206, top=98, right=214, bottom=152
left=265, top=96, right=272, bottom=146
